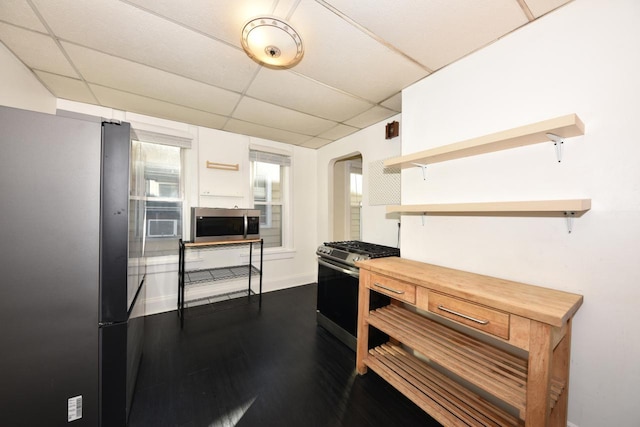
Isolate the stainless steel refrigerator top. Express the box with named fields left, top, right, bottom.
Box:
left=0, top=106, right=145, bottom=427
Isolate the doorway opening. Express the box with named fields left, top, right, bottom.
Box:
left=332, top=153, right=362, bottom=241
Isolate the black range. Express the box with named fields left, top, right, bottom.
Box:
left=316, top=240, right=400, bottom=350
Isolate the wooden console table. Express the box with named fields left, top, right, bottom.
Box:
left=356, top=257, right=583, bottom=427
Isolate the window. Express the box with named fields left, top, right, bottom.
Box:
left=131, top=140, right=184, bottom=257
left=250, top=150, right=290, bottom=249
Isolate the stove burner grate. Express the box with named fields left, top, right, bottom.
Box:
left=323, top=240, right=400, bottom=258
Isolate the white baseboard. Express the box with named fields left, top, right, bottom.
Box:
left=143, top=273, right=316, bottom=316
left=144, top=293, right=177, bottom=316
left=567, top=422, right=579, bottom=427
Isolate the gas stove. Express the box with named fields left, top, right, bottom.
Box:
left=316, top=240, right=400, bottom=267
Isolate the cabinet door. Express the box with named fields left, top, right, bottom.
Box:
left=198, top=129, right=248, bottom=198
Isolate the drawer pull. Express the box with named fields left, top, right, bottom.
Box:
left=437, top=305, right=489, bottom=325
left=373, top=283, right=405, bottom=295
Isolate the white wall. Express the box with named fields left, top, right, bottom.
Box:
left=0, top=42, right=56, bottom=113
left=317, top=114, right=402, bottom=247
left=56, top=99, right=318, bottom=315
left=400, top=1, right=639, bottom=426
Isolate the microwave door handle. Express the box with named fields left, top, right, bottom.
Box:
left=243, top=214, right=248, bottom=238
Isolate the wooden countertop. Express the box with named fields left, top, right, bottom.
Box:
left=356, top=257, right=583, bottom=327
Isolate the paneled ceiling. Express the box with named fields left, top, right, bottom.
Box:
left=0, top=0, right=572, bottom=149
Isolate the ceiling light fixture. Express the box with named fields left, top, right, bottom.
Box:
left=241, top=16, right=304, bottom=69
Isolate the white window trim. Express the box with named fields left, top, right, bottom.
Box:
left=250, top=147, right=293, bottom=250
left=129, top=120, right=197, bottom=266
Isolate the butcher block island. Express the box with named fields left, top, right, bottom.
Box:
left=355, top=257, right=583, bottom=427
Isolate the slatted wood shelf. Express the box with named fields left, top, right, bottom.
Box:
left=365, top=343, right=524, bottom=427
left=368, top=305, right=565, bottom=419
left=384, top=114, right=584, bottom=169
left=386, top=199, right=591, bottom=217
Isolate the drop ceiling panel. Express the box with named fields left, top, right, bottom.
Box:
left=317, top=124, right=360, bottom=141
left=62, top=42, right=241, bottom=116
left=31, top=0, right=258, bottom=92
left=0, top=24, right=77, bottom=76
left=300, top=137, right=332, bottom=149
left=34, top=71, right=97, bottom=104
left=224, top=119, right=311, bottom=146
left=233, top=97, right=337, bottom=136
left=344, top=106, right=397, bottom=129
left=323, top=0, right=529, bottom=71
left=2, top=0, right=574, bottom=148
left=381, top=93, right=402, bottom=112
left=90, top=84, right=228, bottom=129
left=0, top=0, right=47, bottom=32
left=289, top=0, right=428, bottom=102
left=524, top=0, right=571, bottom=18
left=125, top=0, right=275, bottom=47
left=247, top=68, right=374, bottom=122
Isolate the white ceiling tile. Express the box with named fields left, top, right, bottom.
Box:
left=34, top=71, right=97, bottom=104
left=224, top=119, right=311, bottom=145
left=0, top=0, right=47, bottom=32
left=288, top=0, right=428, bottom=102
left=2, top=0, right=574, bottom=148
left=381, top=92, right=402, bottom=112
left=31, top=0, right=258, bottom=92
left=523, top=0, right=572, bottom=18
left=344, top=106, right=397, bottom=129
left=233, top=97, right=337, bottom=136
left=125, top=0, right=275, bottom=47
left=61, top=42, right=241, bottom=116
left=316, top=124, right=359, bottom=141
left=323, top=0, right=528, bottom=70
left=246, top=68, right=373, bottom=122
left=0, top=23, right=77, bottom=76
left=89, top=84, right=228, bottom=129
left=299, top=137, right=332, bottom=149
left=272, top=0, right=303, bottom=19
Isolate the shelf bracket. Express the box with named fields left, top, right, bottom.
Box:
left=546, top=133, right=564, bottom=163
left=564, top=211, right=576, bottom=233
left=412, top=163, right=428, bottom=180
left=422, top=214, right=426, bottom=226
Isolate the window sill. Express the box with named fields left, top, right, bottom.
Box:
left=139, top=255, right=179, bottom=274
left=134, top=247, right=296, bottom=276
left=240, top=247, right=296, bottom=262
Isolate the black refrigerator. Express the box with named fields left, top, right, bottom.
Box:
left=0, top=105, right=146, bottom=426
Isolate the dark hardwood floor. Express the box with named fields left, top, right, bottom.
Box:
left=128, top=283, right=440, bottom=427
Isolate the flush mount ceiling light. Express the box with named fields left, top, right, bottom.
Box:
left=241, top=16, right=304, bottom=69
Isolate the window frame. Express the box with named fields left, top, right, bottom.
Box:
left=129, top=122, right=194, bottom=264
left=250, top=148, right=292, bottom=250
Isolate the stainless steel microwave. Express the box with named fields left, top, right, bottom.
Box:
left=191, top=207, right=260, bottom=243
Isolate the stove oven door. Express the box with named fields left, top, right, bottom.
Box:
left=317, top=258, right=388, bottom=351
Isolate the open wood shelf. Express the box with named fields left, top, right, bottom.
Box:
left=386, top=199, right=591, bottom=217
left=365, top=343, right=524, bottom=427
left=368, top=305, right=565, bottom=418
left=384, top=114, right=584, bottom=169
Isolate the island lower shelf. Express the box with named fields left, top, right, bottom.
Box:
left=364, top=343, right=524, bottom=427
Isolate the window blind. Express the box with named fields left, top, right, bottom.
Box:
left=249, top=150, right=291, bottom=166
left=130, top=126, right=192, bottom=149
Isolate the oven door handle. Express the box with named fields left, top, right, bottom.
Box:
left=318, top=258, right=360, bottom=278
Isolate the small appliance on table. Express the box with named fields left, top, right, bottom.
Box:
left=316, top=240, right=400, bottom=350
